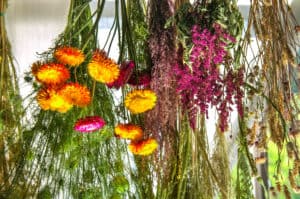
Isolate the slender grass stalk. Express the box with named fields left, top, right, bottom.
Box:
left=0, top=0, right=24, bottom=197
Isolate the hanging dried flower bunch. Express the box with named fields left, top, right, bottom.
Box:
left=171, top=1, right=244, bottom=131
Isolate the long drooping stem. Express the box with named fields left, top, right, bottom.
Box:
left=0, top=0, right=24, bottom=197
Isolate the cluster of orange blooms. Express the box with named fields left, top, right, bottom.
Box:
left=32, top=47, right=91, bottom=113
left=32, top=46, right=159, bottom=155
left=115, top=124, right=158, bottom=155
left=32, top=47, right=122, bottom=113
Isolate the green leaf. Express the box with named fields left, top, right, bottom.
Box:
left=111, top=175, right=129, bottom=194
left=37, top=186, right=52, bottom=199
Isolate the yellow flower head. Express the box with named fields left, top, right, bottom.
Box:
left=54, top=46, right=85, bottom=67
left=115, top=124, right=143, bottom=140
left=59, top=83, right=91, bottom=107
left=37, top=87, right=73, bottom=113
left=34, top=63, right=70, bottom=85
left=125, top=89, right=157, bottom=114
left=88, top=50, right=120, bottom=84
left=128, top=138, right=158, bottom=156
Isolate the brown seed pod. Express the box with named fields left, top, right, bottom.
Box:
left=276, top=181, right=282, bottom=192
left=283, top=185, right=292, bottom=199
left=293, top=159, right=300, bottom=176
left=289, top=170, right=297, bottom=189
left=270, top=186, right=277, bottom=197
left=286, top=142, right=295, bottom=159
left=248, top=122, right=258, bottom=146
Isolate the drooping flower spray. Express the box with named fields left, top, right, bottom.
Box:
left=174, top=17, right=244, bottom=132
left=17, top=1, right=130, bottom=198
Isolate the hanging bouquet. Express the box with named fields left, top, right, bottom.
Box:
left=168, top=0, right=244, bottom=131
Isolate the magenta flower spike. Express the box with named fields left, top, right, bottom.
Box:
left=74, top=116, right=106, bottom=133
left=174, top=23, right=243, bottom=132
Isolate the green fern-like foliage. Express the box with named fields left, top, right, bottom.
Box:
left=236, top=150, right=255, bottom=199
left=235, top=119, right=255, bottom=199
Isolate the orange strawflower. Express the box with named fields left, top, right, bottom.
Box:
left=54, top=46, right=85, bottom=67
left=59, top=83, right=91, bottom=107
left=128, top=138, right=158, bottom=156
left=114, top=124, right=143, bottom=140
left=37, top=87, right=73, bottom=113
left=37, top=88, right=52, bottom=111
left=34, top=63, right=70, bottom=85
left=88, top=50, right=120, bottom=84
left=125, top=89, right=157, bottom=114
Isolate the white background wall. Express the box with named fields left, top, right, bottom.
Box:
left=6, top=0, right=70, bottom=99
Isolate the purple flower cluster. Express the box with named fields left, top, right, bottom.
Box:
left=174, top=24, right=243, bottom=132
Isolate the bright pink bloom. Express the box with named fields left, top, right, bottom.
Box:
left=174, top=24, right=243, bottom=132
left=74, top=116, right=106, bottom=133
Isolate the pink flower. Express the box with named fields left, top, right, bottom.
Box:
left=74, top=116, right=106, bottom=133
left=174, top=24, right=242, bottom=132
left=107, top=60, right=135, bottom=89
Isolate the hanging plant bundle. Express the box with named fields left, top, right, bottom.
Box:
left=241, top=0, right=300, bottom=197
left=11, top=0, right=147, bottom=198
left=0, top=0, right=24, bottom=196
left=171, top=1, right=244, bottom=131
left=174, top=23, right=244, bottom=131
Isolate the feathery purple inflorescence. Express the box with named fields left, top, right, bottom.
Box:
left=174, top=23, right=243, bottom=131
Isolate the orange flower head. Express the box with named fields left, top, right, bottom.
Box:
left=59, top=83, right=91, bottom=107
left=114, top=124, right=143, bottom=140
left=88, top=50, right=120, bottom=84
left=54, top=46, right=85, bottom=67
left=128, top=138, right=158, bottom=156
left=34, top=63, right=70, bottom=85
left=37, top=88, right=52, bottom=110
left=125, top=89, right=157, bottom=114
left=37, top=87, right=73, bottom=113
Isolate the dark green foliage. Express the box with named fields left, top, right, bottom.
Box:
left=37, top=186, right=52, bottom=199
left=208, top=0, right=244, bottom=40
left=235, top=119, right=256, bottom=199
